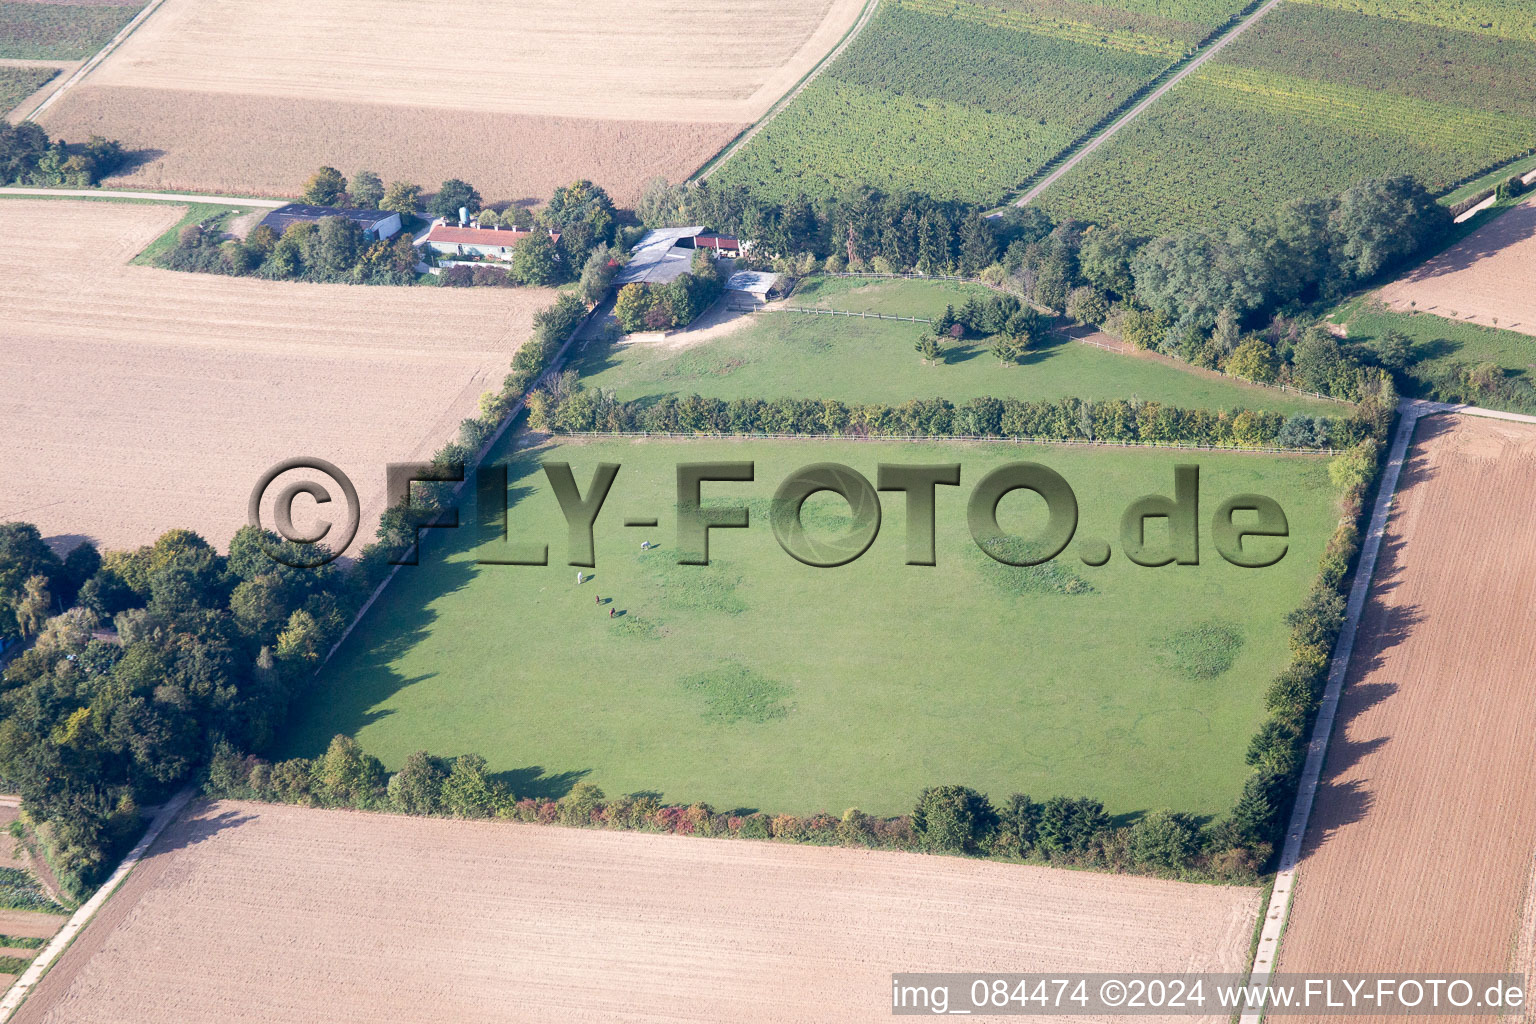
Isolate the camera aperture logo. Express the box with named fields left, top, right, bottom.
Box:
left=249, top=457, right=1290, bottom=572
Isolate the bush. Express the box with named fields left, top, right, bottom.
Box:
left=1126, top=810, right=1202, bottom=871
left=912, top=785, right=998, bottom=853
left=1035, top=796, right=1109, bottom=857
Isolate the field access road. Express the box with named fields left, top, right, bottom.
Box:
left=1011, top=0, right=1285, bottom=208
left=0, top=187, right=285, bottom=207
left=0, top=788, right=195, bottom=1023
left=1239, top=399, right=1536, bottom=1023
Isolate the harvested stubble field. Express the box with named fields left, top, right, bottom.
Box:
left=12, top=800, right=1260, bottom=1023
left=36, top=0, right=866, bottom=202
left=1377, top=193, right=1536, bottom=337
left=1278, top=413, right=1536, bottom=1005
left=0, top=198, right=555, bottom=556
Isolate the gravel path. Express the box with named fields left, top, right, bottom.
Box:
left=0, top=187, right=285, bottom=207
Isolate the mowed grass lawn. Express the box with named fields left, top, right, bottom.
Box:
left=286, top=436, right=1339, bottom=819
left=576, top=279, right=1342, bottom=416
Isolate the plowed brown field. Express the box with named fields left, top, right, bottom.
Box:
left=40, top=89, right=743, bottom=204
left=12, top=800, right=1260, bottom=1024
left=0, top=198, right=555, bottom=556
left=1379, top=195, right=1536, bottom=337
left=1278, top=413, right=1536, bottom=1016
left=36, top=0, right=865, bottom=201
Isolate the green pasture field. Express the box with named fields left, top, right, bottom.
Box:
left=1330, top=298, right=1536, bottom=388
left=576, top=279, right=1343, bottom=416
left=0, top=65, right=55, bottom=113
left=285, top=435, right=1340, bottom=818
left=1038, top=3, right=1536, bottom=232
left=0, top=2, right=139, bottom=60
left=710, top=0, right=1211, bottom=204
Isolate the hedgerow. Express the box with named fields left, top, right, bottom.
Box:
left=530, top=387, right=1367, bottom=451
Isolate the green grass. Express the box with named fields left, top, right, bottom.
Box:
left=1039, top=3, right=1536, bottom=231
left=1330, top=297, right=1536, bottom=387
left=285, top=435, right=1340, bottom=819
left=0, top=65, right=56, bottom=114
left=129, top=203, right=253, bottom=265
left=0, top=2, right=140, bottom=59
left=0, top=935, right=45, bottom=950
left=0, top=867, right=61, bottom=913
left=576, top=280, right=1342, bottom=415
left=1441, top=154, right=1536, bottom=206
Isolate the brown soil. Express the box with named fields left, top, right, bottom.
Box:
left=0, top=913, right=64, bottom=942
left=72, top=0, right=863, bottom=122
left=0, top=198, right=557, bottom=557
left=39, top=88, right=745, bottom=204
left=12, top=800, right=1260, bottom=1023
left=1277, top=413, right=1536, bottom=1019
left=1378, top=194, right=1536, bottom=336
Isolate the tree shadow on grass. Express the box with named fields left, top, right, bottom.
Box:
left=490, top=766, right=592, bottom=801
left=275, top=441, right=548, bottom=762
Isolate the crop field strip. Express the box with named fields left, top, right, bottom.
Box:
left=1376, top=193, right=1536, bottom=338
left=0, top=0, right=140, bottom=60
left=710, top=0, right=1256, bottom=203
left=1287, top=0, right=1536, bottom=41
left=11, top=801, right=1261, bottom=1024
left=0, top=198, right=558, bottom=557
left=0, top=63, right=53, bottom=112
left=1276, top=413, right=1536, bottom=997
left=33, top=0, right=865, bottom=202
left=1038, top=0, right=1536, bottom=231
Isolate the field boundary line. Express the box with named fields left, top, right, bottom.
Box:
left=21, top=0, right=172, bottom=122
left=560, top=430, right=1337, bottom=455
left=1007, top=0, right=1284, bottom=208
left=0, top=187, right=285, bottom=207
left=1240, top=398, right=1443, bottom=1020
left=687, top=0, right=879, bottom=182
left=0, top=787, right=195, bottom=1022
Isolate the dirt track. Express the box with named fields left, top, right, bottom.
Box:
left=12, top=800, right=1260, bottom=1023
left=1378, top=194, right=1536, bottom=337
left=1277, top=413, right=1536, bottom=1017
left=0, top=199, right=555, bottom=556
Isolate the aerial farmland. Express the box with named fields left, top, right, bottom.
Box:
left=1, top=0, right=1535, bottom=1017
left=32, top=0, right=867, bottom=202
left=0, top=198, right=556, bottom=557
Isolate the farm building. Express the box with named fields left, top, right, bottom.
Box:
left=618, top=227, right=749, bottom=286
left=692, top=233, right=743, bottom=257
left=423, top=225, right=560, bottom=262
left=258, top=204, right=402, bottom=240
left=726, top=270, right=781, bottom=303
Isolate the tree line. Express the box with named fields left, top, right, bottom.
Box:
left=639, top=174, right=1447, bottom=402
left=528, top=379, right=1379, bottom=452
left=161, top=171, right=629, bottom=293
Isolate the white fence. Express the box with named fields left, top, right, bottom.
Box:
left=730, top=303, right=932, bottom=324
